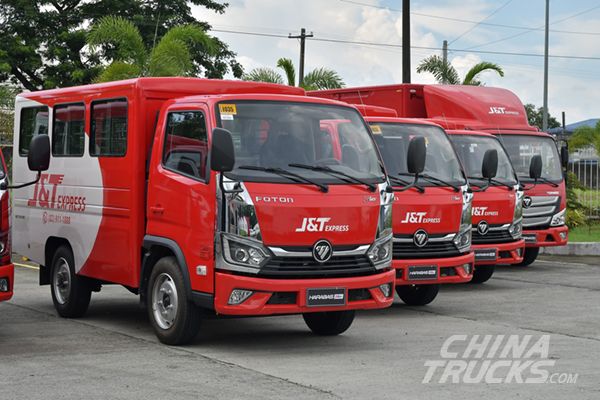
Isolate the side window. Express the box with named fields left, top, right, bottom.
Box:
left=19, top=106, right=49, bottom=156
left=163, top=111, right=208, bottom=180
left=52, top=103, right=85, bottom=157
left=90, top=98, right=127, bottom=156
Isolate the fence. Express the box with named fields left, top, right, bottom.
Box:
left=569, top=159, right=600, bottom=220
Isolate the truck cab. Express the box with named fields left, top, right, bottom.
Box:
left=12, top=78, right=395, bottom=345
left=360, top=117, right=474, bottom=304
left=0, top=150, right=13, bottom=302
left=447, top=130, right=525, bottom=282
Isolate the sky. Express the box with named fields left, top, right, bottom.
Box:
left=192, top=0, right=600, bottom=123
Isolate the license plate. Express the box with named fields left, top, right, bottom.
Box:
left=475, top=248, right=498, bottom=261
left=523, top=234, right=537, bottom=244
left=407, top=265, right=438, bottom=281
left=306, top=288, right=346, bottom=307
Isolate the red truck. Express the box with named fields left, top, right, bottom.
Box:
left=335, top=115, right=475, bottom=304
left=446, top=130, right=525, bottom=282
left=0, top=150, right=14, bottom=302
left=311, top=84, right=568, bottom=266
left=11, top=78, right=396, bottom=344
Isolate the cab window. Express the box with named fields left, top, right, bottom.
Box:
left=162, top=111, right=208, bottom=181
left=19, top=106, right=49, bottom=156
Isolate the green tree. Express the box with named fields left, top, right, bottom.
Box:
left=524, top=104, right=561, bottom=131
left=416, top=55, right=504, bottom=86
left=242, top=58, right=345, bottom=90
left=0, top=85, right=17, bottom=143
left=568, top=120, right=600, bottom=155
left=0, top=0, right=243, bottom=90
left=88, top=16, right=217, bottom=81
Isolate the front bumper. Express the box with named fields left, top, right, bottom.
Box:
left=472, top=239, right=525, bottom=266
left=213, top=269, right=395, bottom=316
left=394, top=252, right=474, bottom=286
left=523, top=226, right=568, bottom=248
left=0, top=263, right=14, bottom=302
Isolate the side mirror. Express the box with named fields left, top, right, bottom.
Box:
left=529, top=155, right=542, bottom=180
left=407, top=136, right=426, bottom=175
left=560, top=145, right=569, bottom=168
left=210, top=128, right=235, bottom=172
left=28, top=135, right=50, bottom=172
left=482, top=149, right=498, bottom=179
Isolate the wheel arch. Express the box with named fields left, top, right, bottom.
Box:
left=41, top=237, right=73, bottom=285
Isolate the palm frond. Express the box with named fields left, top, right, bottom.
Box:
left=242, top=67, right=284, bottom=84
left=157, top=24, right=218, bottom=56
left=148, top=39, right=193, bottom=77
left=416, top=55, right=460, bottom=85
left=95, top=62, right=142, bottom=83
left=462, top=62, right=504, bottom=86
left=276, top=58, right=296, bottom=86
left=88, top=16, right=147, bottom=66
left=569, top=125, right=599, bottom=151
left=301, top=68, right=345, bottom=90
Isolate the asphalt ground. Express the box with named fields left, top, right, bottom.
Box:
left=1, top=255, right=599, bottom=399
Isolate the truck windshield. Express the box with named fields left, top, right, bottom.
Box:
left=450, top=135, right=518, bottom=186
left=496, top=134, right=563, bottom=182
left=369, top=122, right=466, bottom=187
left=216, top=101, right=385, bottom=184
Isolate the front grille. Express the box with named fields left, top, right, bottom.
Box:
left=393, top=233, right=461, bottom=259
left=259, top=249, right=377, bottom=279
left=523, top=196, right=560, bottom=229
left=472, top=226, right=515, bottom=244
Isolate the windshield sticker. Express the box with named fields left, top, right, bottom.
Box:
left=370, top=125, right=382, bottom=134
left=219, top=103, right=237, bottom=115
left=220, top=114, right=234, bottom=121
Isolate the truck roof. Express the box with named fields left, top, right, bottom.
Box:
left=169, top=92, right=362, bottom=108
left=445, top=129, right=496, bottom=138
left=363, top=116, right=442, bottom=127
left=18, top=77, right=306, bottom=104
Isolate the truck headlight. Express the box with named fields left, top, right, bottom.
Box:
left=514, top=189, right=524, bottom=221
left=455, top=186, right=472, bottom=253
left=550, top=209, right=566, bottom=227
left=453, top=229, right=471, bottom=252
left=509, top=219, right=522, bottom=239
left=368, top=234, right=393, bottom=269
left=222, top=233, right=270, bottom=270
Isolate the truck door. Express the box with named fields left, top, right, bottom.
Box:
left=146, top=104, right=216, bottom=294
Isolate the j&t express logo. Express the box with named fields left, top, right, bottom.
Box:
left=295, top=217, right=349, bottom=232
left=473, top=207, right=499, bottom=217
left=401, top=212, right=441, bottom=224
left=27, top=173, right=87, bottom=212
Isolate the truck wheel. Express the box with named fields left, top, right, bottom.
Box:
left=470, top=265, right=495, bottom=284
left=517, top=247, right=539, bottom=267
left=50, top=245, right=91, bottom=318
left=396, top=284, right=439, bottom=306
left=147, top=256, right=200, bottom=345
left=303, top=310, right=355, bottom=336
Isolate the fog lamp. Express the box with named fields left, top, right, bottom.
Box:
left=462, top=263, right=473, bottom=275
left=379, top=283, right=392, bottom=298
left=0, top=278, right=8, bottom=292
left=559, top=232, right=567, bottom=240
left=228, top=289, right=254, bottom=305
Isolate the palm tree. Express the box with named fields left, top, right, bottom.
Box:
left=569, top=120, right=600, bottom=155
left=87, top=16, right=218, bottom=82
left=242, top=58, right=344, bottom=90
left=416, top=55, right=504, bottom=86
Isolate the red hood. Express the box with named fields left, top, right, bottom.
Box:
left=525, top=182, right=567, bottom=210
left=471, top=187, right=517, bottom=225
left=245, top=183, right=381, bottom=246
left=393, top=187, right=462, bottom=235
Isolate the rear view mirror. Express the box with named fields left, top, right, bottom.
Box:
left=529, top=155, right=542, bottom=180
left=560, top=145, right=569, bottom=168
left=482, top=149, right=498, bottom=179
left=28, top=135, right=50, bottom=172
left=407, top=136, right=426, bottom=175
left=210, top=128, right=235, bottom=172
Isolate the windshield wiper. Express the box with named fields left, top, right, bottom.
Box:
left=238, top=165, right=328, bottom=192
left=518, top=176, right=559, bottom=188
left=399, top=172, right=460, bottom=192
left=467, top=176, right=514, bottom=190
left=388, top=176, right=424, bottom=193
left=289, top=163, right=377, bottom=192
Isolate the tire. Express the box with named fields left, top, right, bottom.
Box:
left=396, top=284, right=439, bottom=306
left=147, top=256, right=201, bottom=345
left=50, top=245, right=91, bottom=318
left=470, top=265, right=495, bottom=284
left=517, top=247, right=539, bottom=267
left=303, top=310, right=355, bottom=336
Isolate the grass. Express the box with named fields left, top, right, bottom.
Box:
left=568, top=223, right=600, bottom=242
left=573, top=189, right=600, bottom=211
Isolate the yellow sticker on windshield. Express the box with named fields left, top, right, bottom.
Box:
left=219, top=104, right=237, bottom=115
left=370, top=125, right=382, bottom=134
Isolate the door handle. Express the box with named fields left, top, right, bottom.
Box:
left=150, top=205, right=164, bottom=215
